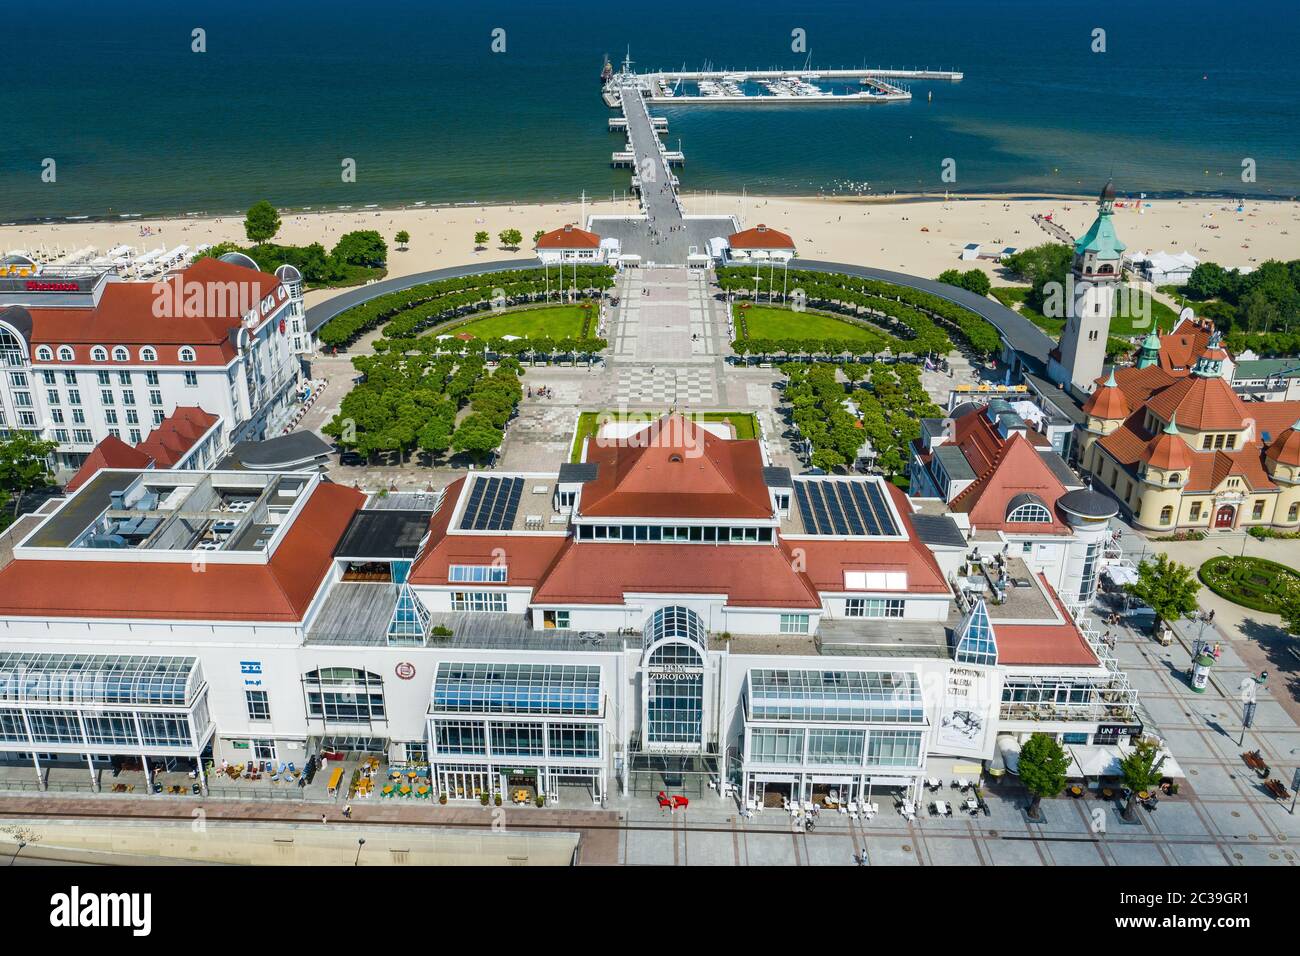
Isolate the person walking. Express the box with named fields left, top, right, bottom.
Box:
left=343, top=804, right=353, bottom=819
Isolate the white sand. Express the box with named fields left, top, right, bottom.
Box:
left=3, top=194, right=1295, bottom=311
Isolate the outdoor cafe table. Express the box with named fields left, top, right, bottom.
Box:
left=327, top=767, right=344, bottom=795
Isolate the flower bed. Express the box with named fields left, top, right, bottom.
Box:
left=1198, top=555, right=1300, bottom=614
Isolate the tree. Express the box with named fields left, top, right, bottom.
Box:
left=533, top=229, right=545, bottom=243
left=499, top=229, right=523, bottom=249
left=1126, top=553, right=1199, bottom=629
left=0, top=432, right=57, bottom=520
left=1276, top=588, right=1300, bottom=638
left=1186, top=261, right=1230, bottom=300
left=395, top=230, right=410, bottom=251
left=451, top=413, right=504, bottom=464
left=959, top=269, right=991, bottom=297
left=1118, top=736, right=1164, bottom=820
left=244, top=200, right=281, bottom=245
left=474, top=231, right=490, bottom=249
left=331, top=230, right=387, bottom=268
left=1018, top=732, right=1070, bottom=819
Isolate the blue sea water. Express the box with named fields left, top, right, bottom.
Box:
left=1, top=0, right=1298, bottom=220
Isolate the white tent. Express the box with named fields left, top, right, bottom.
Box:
left=1103, top=564, right=1139, bottom=586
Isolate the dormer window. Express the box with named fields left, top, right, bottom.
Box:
left=112, top=346, right=129, bottom=362
left=140, top=346, right=157, bottom=362
left=1006, top=494, right=1052, bottom=523
left=57, top=346, right=75, bottom=362
left=91, top=346, right=108, bottom=362
left=36, top=345, right=53, bottom=361
left=178, top=346, right=196, bottom=363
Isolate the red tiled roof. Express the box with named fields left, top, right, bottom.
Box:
left=948, top=432, right=1071, bottom=534
left=1111, top=364, right=1178, bottom=406
left=1096, top=416, right=1153, bottom=467
left=1158, top=318, right=1213, bottom=373
left=1188, top=446, right=1276, bottom=493
left=137, top=406, right=219, bottom=468
left=65, top=436, right=153, bottom=492
left=729, top=224, right=795, bottom=250
left=1265, top=423, right=1300, bottom=467
left=0, top=482, right=364, bottom=622
left=783, top=485, right=950, bottom=595
left=1145, top=375, right=1247, bottom=431
left=1081, top=377, right=1131, bottom=420
left=536, top=225, right=601, bottom=249
left=1140, top=426, right=1194, bottom=472
left=27, top=258, right=284, bottom=365
left=579, top=415, right=772, bottom=519
left=531, top=541, right=822, bottom=608
left=994, top=575, right=1099, bottom=667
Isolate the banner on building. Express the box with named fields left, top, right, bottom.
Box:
left=932, top=662, right=1002, bottom=760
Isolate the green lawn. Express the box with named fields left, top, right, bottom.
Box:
left=570, top=410, right=759, bottom=462
left=991, top=284, right=1181, bottom=337
left=734, top=303, right=894, bottom=347
left=453, top=305, right=590, bottom=340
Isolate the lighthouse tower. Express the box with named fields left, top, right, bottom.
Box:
left=1048, top=180, right=1126, bottom=393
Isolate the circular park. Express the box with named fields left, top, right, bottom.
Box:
left=1198, top=555, right=1300, bottom=614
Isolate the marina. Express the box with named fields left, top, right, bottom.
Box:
left=601, top=53, right=961, bottom=106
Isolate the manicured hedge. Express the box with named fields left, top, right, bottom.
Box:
left=1198, top=555, right=1300, bottom=613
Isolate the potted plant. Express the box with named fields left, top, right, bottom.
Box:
left=480, top=791, right=490, bottom=806
left=494, top=793, right=502, bottom=807
left=535, top=794, right=546, bottom=808
left=439, top=792, right=448, bottom=805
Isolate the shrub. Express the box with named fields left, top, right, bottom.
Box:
left=1199, top=555, right=1300, bottom=613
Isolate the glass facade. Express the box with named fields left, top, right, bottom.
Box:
left=953, top=600, right=998, bottom=666
left=747, top=669, right=925, bottom=723
left=432, top=663, right=601, bottom=716
left=577, top=523, right=773, bottom=544
left=866, top=730, right=923, bottom=767
left=0, top=653, right=202, bottom=706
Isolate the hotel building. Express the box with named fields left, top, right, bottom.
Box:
left=0, top=256, right=303, bottom=475
left=0, top=415, right=1149, bottom=806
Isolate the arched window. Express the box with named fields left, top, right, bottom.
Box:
left=1168, top=473, right=1180, bottom=485
left=642, top=606, right=707, bottom=751
left=178, top=346, right=196, bottom=363
left=112, top=346, right=129, bottom=362
left=644, top=605, right=707, bottom=652
left=90, top=346, right=108, bottom=362
left=1289, top=503, right=1299, bottom=522
left=35, top=345, right=53, bottom=362
left=57, top=346, right=75, bottom=362
left=1098, top=264, right=1114, bottom=275
left=1005, top=494, right=1052, bottom=524
left=1159, top=506, right=1173, bottom=525
left=139, top=346, right=157, bottom=362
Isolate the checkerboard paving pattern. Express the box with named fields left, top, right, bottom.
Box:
left=615, top=366, right=715, bottom=405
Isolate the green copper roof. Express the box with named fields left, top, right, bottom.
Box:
left=1142, top=330, right=1161, bottom=349
left=1163, top=412, right=1179, bottom=435
left=1074, top=210, right=1127, bottom=260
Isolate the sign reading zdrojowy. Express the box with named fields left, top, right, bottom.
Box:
left=395, top=661, right=416, bottom=680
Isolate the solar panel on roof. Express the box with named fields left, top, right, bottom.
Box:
left=794, top=482, right=817, bottom=532
left=832, top=481, right=865, bottom=535
left=862, top=481, right=898, bottom=536
left=848, top=481, right=881, bottom=535
left=462, top=476, right=525, bottom=531
left=822, top=481, right=850, bottom=534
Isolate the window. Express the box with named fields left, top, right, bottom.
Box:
left=112, top=346, right=129, bottom=362
left=245, top=690, right=271, bottom=721
left=867, top=730, right=922, bottom=767
left=807, top=729, right=865, bottom=765
left=145, top=371, right=159, bottom=386
left=489, top=722, right=544, bottom=757
left=450, top=591, right=508, bottom=613
left=122, top=390, right=136, bottom=406
left=36, top=346, right=53, bottom=361
left=100, top=389, right=114, bottom=405
left=548, top=723, right=600, bottom=759
left=104, top=410, right=118, bottom=425
left=1202, top=435, right=1213, bottom=450
left=50, top=409, right=64, bottom=424
left=153, top=410, right=165, bottom=426
left=178, top=346, right=196, bottom=363
left=91, top=346, right=108, bottom=362
left=118, top=371, right=131, bottom=385
left=95, top=371, right=110, bottom=386
left=73, top=429, right=93, bottom=443
left=1289, top=503, right=1299, bottom=522
left=749, top=727, right=803, bottom=764
left=1190, top=502, right=1202, bottom=522
left=448, top=565, right=507, bottom=583
left=1168, top=473, right=1180, bottom=485
left=40, top=370, right=56, bottom=385
left=58, top=346, right=75, bottom=362
left=129, top=429, right=142, bottom=443
left=846, top=598, right=904, bottom=618
left=1252, top=499, right=1265, bottom=520
left=71, top=409, right=85, bottom=424
left=183, top=370, right=198, bottom=387
left=434, top=720, right=486, bottom=755
left=780, top=614, right=810, bottom=635
left=68, top=389, right=81, bottom=405
left=1006, top=496, right=1052, bottom=523
left=149, top=389, right=163, bottom=406
left=8, top=371, right=26, bottom=388
left=1159, top=505, right=1173, bottom=525
left=140, top=346, right=157, bottom=362
left=543, top=610, right=570, bottom=629
left=1227, top=434, right=1237, bottom=450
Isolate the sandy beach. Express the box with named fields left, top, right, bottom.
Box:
left=3, top=194, right=1295, bottom=312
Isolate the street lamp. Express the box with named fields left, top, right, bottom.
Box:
left=354, top=837, right=366, bottom=867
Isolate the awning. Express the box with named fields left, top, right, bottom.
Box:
left=1103, top=564, right=1138, bottom=586
left=1069, top=744, right=1122, bottom=778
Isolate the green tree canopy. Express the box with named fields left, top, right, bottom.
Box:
left=474, top=231, right=490, bottom=247
left=395, top=230, right=411, bottom=250
left=244, top=200, right=281, bottom=245
left=0, top=432, right=58, bottom=520
left=1126, top=553, right=1199, bottom=627
left=1018, top=732, right=1071, bottom=814
left=1118, top=736, right=1165, bottom=818
left=499, top=229, right=523, bottom=248
left=331, top=230, right=388, bottom=268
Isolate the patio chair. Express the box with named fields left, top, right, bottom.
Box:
left=656, top=792, right=674, bottom=813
